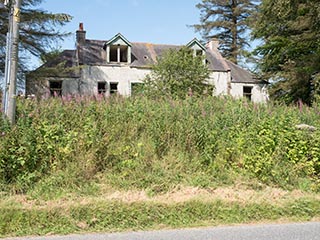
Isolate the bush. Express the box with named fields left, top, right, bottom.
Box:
left=143, top=47, right=212, bottom=99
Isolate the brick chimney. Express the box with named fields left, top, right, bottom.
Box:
left=207, top=38, right=219, bottom=51
left=76, top=23, right=86, bottom=45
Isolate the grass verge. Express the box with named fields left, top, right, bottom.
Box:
left=0, top=196, right=319, bottom=238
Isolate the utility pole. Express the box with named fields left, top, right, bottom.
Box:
left=3, top=0, right=21, bottom=125
left=2, top=0, right=12, bottom=118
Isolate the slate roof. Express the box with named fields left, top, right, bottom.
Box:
left=34, top=37, right=264, bottom=84
left=130, top=42, right=181, bottom=67
left=42, top=50, right=76, bottom=68
left=76, top=39, right=234, bottom=72
left=226, top=60, right=266, bottom=84
left=205, top=48, right=230, bottom=72
left=30, top=49, right=80, bottom=78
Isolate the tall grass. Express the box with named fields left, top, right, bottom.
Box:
left=0, top=96, right=319, bottom=195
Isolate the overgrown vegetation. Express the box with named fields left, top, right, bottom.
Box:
left=1, top=96, right=320, bottom=237
left=143, top=47, right=212, bottom=99
left=0, top=96, right=319, bottom=195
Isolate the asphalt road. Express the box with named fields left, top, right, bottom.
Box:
left=4, top=222, right=320, bottom=240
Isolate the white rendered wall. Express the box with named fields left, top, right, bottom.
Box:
left=28, top=66, right=268, bottom=103
left=230, top=82, right=269, bottom=103
left=208, top=71, right=229, bottom=96
left=79, top=65, right=150, bottom=96
left=80, top=66, right=229, bottom=97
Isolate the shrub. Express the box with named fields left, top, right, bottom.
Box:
left=143, top=47, right=212, bottom=99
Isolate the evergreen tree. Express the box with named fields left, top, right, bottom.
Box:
left=193, top=0, right=259, bottom=64
left=0, top=0, right=71, bottom=74
left=253, top=0, right=320, bottom=104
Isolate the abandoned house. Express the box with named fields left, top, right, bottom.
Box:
left=26, top=23, right=269, bottom=103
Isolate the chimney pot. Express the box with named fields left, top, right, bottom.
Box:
left=79, top=22, right=84, bottom=31
left=76, top=22, right=86, bottom=45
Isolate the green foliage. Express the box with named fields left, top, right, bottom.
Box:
left=0, top=0, right=72, bottom=74
left=253, top=0, right=320, bottom=104
left=40, top=49, right=63, bottom=64
left=1, top=97, right=320, bottom=195
left=143, top=47, right=212, bottom=99
left=311, top=73, right=320, bottom=104
left=193, top=0, right=259, bottom=64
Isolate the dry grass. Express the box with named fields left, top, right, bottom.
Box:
left=2, top=184, right=319, bottom=210
left=1, top=184, right=319, bottom=238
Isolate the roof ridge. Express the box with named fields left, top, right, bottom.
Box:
left=133, top=42, right=182, bottom=47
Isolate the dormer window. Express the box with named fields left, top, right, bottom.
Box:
left=196, top=49, right=204, bottom=57
left=186, top=38, right=206, bottom=63
left=105, top=33, right=132, bottom=64
left=109, top=45, right=129, bottom=63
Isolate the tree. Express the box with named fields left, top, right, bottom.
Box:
left=143, top=47, right=212, bottom=99
left=253, top=0, right=320, bottom=104
left=193, top=0, right=259, bottom=64
left=0, top=0, right=71, bottom=75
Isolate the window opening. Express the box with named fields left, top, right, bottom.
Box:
left=98, top=82, right=107, bottom=94
left=49, top=81, right=62, bottom=96
left=110, top=82, right=118, bottom=94
left=109, top=45, right=128, bottom=63
left=110, top=45, right=118, bottom=62
left=120, top=45, right=128, bottom=62
left=243, top=86, right=253, bottom=101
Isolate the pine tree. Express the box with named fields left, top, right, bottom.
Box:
left=0, top=0, right=71, bottom=74
left=253, top=0, right=320, bottom=104
left=193, top=0, right=259, bottom=64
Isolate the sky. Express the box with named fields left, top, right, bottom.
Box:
left=39, top=0, right=202, bottom=51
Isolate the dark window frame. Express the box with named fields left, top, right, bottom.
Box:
left=109, top=45, right=129, bottom=63
left=49, top=81, right=62, bottom=96
left=110, top=82, right=118, bottom=95
left=98, top=82, right=107, bottom=94
left=110, top=45, right=118, bottom=62
left=243, top=86, right=253, bottom=101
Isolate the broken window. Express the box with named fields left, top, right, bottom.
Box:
left=243, top=86, right=253, bottom=101
left=120, top=45, right=128, bottom=62
left=49, top=81, right=62, bottom=96
left=110, top=82, right=118, bottom=95
left=98, top=82, right=107, bottom=94
left=109, top=45, right=128, bottom=63
left=110, top=45, right=118, bottom=62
